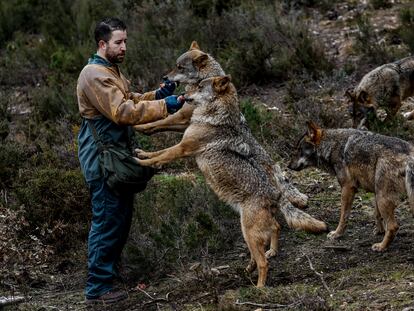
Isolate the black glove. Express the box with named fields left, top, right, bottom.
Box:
left=164, top=95, right=185, bottom=113
left=155, top=77, right=176, bottom=99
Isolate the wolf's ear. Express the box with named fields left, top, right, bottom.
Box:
left=306, top=121, right=322, bottom=144
left=344, top=88, right=356, bottom=100
left=357, top=90, right=369, bottom=104
left=193, top=53, right=209, bottom=69
left=190, top=41, right=200, bottom=50
left=213, top=75, right=231, bottom=93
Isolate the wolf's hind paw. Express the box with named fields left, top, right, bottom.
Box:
left=371, top=243, right=387, bottom=252
left=265, top=249, right=277, bottom=258
left=327, top=230, right=342, bottom=240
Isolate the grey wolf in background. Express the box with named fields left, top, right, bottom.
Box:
left=346, top=56, right=414, bottom=129
left=135, top=76, right=328, bottom=287
left=135, top=41, right=309, bottom=209
left=288, top=121, right=414, bottom=251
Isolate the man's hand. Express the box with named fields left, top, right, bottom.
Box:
left=164, top=95, right=185, bottom=114
left=155, top=77, right=176, bottom=99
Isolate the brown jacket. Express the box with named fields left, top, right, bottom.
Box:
left=77, top=63, right=168, bottom=125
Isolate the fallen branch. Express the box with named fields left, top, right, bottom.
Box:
left=235, top=299, right=299, bottom=309
left=304, top=253, right=333, bottom=297
left=0, top=296, right=25, bottom=307
left=322, top=245, right=351, bottom=252
left=136, top=287, right=169, bottom=306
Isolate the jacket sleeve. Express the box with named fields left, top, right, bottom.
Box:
left=83, top=70, right=168, bottom=125
left=129, top=90, right=157, bottom=101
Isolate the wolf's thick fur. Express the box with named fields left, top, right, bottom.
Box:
left=134, top=41, right=309, bottom=209
left=135, top=76, right=327, bottom=287
left=346, top=56, right=414, bottom=128
left=289, top=121, right=414, bottom=252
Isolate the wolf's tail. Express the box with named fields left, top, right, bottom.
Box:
left=272, top=164, right=308, bottom=209
left=279, top=197, right=328, bottom=233
left=405, top=156, right=414, bottom=216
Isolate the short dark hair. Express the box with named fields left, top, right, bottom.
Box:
left=94, top=17, right=126, bottom=47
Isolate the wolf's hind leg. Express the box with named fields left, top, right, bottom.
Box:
left=265, top=219, right=280, bottom=259
left=373, top=201, right=385, bottom=235
left=372, top=193, right=398, bottom=252
left=241, top=207, right=271, bottom=287
left=405, top=157, right=414, bottom=216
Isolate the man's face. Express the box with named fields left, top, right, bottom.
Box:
left=104, top=30, right=127, bottom=64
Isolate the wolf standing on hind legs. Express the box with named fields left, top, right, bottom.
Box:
left=134, top=41, right=309, bottom=209
left=135, top=76, right=327, bottom=287
left=288, top=121, right=414, bottom=252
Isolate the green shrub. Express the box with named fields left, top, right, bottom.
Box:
left=123, top=1, right=331, bottom=89
left=370, top=0, right=392, bottom=10
left=30, top=78, right=78, bottom=122
left=0, top=142, right=28, bottom=187
left=14, top=168, right=90, bottom=250
left=0, top=92, right=10, bottom=140
left=353, top=14, right=405, bottom=66
left=241, top=98, right=273, bottom=139
left=398, top=6, right=414, bottom=53
left=124, top=174, right=238, bottom=279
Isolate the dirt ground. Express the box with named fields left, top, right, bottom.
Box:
left=4, top=166, right=414, bottom=310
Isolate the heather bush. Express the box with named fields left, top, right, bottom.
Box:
left=353, top=14, right=406, bottom=67
left=398, top=6, right=414, bottom=53
left=124, top=174, right=239, bottom=279
left=124, top=1, right=332, bottom=88
left=13, top=168, right=90, bottom=250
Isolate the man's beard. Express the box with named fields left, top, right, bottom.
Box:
left=105, top=48, right=125, bottom=64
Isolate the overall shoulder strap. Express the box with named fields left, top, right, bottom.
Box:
left=85, top=118, right=106, bottom=152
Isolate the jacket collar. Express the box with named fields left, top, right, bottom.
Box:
left=88, top=54, right=115, bottom=67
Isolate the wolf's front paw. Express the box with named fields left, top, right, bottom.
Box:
left=135, top=148, right=149, bottom=159
left=134, top=124, right=154, bottom=134
left=371, top=242, right=387, bottom=252
left=327, top=230, right=343, bottom=240
left=265, top=249, right=277, bottom=259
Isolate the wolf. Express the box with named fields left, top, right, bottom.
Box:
left=288, top=121, right=414, bottom=252
left=346, top=56, right=414, bottom=129
left=134, top=41, right=224, bottom=135
left=134, top=76, right=328, bottom=287
left=134, top=41, right=309, bottom=209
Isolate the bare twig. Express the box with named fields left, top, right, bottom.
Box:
left=137, top=287, right=170, bottom=306
left=322, top=245, right=351, bottom=252
left=136, top=286, right=156, bottom=300
left=304, top=253, right=333, bottom=297
left=0, top=296, right=25, bottom=307
left=235, top=299, right=299, bottom=309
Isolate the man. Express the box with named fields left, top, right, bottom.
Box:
left=76, top=17, right=184, bottom=305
